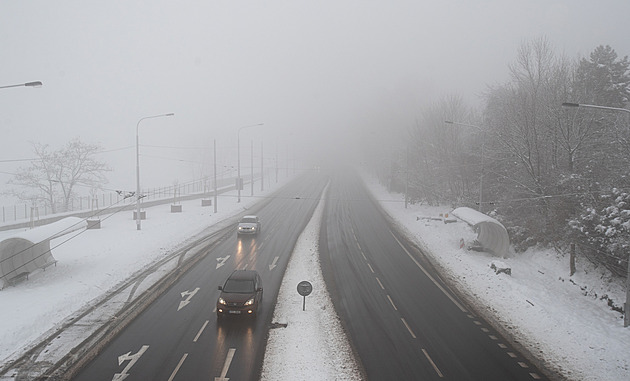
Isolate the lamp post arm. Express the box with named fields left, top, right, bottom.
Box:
left=0, top=81, right=43, bottom=89
left=562, top=102, right=630, bottom=114
left=445, top=120, right=485, bottom=130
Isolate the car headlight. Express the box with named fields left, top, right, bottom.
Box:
left=244, top=298, right=254, bottom=306
left=218, top=297, right=226, bottom=305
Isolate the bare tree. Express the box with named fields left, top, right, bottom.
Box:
left=8, top=139, right=110, bottom=213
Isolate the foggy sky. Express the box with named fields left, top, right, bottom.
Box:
left=2, top=0, right=630, bottom=198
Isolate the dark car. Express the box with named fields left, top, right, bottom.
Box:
left=237, top=215, right=261, bottom=236
left=217, top=270, right=263, bottom=318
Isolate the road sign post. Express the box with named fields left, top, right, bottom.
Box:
left=297, top=281, right=313, bottom=311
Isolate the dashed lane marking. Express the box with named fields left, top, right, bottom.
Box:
left=375, top=277, right=385, bottom=290
left=422, top=348, right=444, bottom=378
left=193, top=320, right=209, bottom=342
left=167, top=353, right=188, bottom=381
left=386, top=295, right=398, bottom=311
left=401, top=318, right=416, bottom=339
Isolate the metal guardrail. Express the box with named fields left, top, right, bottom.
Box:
left=0, top=177, right=247, bottom=232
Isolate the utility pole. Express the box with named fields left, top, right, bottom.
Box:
left=251, top=140, right=254, bottom=196
left=213, top=139, right=218, bottom=213
left=261, top=140, right=264, bottom=192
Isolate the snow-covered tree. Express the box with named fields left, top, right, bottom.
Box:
left=570, top=188, right=630, bottom=276
left=8, top=139, right=110, bottom=213
left=573, top=45, right=630, bottom=107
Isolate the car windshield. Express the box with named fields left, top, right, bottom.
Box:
left=223, top=279, right=255, bottom=293
left=240, top=217, right=257, bottom=223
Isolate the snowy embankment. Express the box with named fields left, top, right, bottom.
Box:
left=363, top=176, right=630, bottom=381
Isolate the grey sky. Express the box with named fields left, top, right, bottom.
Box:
left=2, top=0, right=629, bottom=196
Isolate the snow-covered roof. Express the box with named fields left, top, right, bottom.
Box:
left=451, top=207, right=509, bottom=256
left=0, top=217, right=86, bottom=287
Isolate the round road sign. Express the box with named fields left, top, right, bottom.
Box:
left=297, top=281, right=313, bottom=296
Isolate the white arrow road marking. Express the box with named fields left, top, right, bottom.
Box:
left=268, top=256, right=279, bottom=271
left=216, top=255, right=231, bottom=269
left=178, top=287, right=200, bottom=311
left=112, top=345, right=149, bottom=381
left=215, top=348, right=236, bottom=381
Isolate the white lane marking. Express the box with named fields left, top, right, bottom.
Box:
left=269, top=256, right=279, bottom=271
left=518, top=361, right=529, bottom=368
left=367, top=263, right=375, bottom=273
left=216, top=255, right=230, bottom=269
left=375, top=277, right=385, bottom=290
left=507, top=352, right=517, bottom=358
left=112, top=345, right=149, bottom=381
left=401, top=318, right=416, bottom=339
left=386, top=295, right=398, bottom=311
left=178, top=287, right=200, bottom=311
left=422, top=348, right=444, bottom=378
left=391, top=233, right=467, bottom=313
left=215, top=348, right=236, bottom=381
left=193, top=320, right=209, bottom=342
left=530, top=372, right=542, bottom=379
left=167, top=353, right=188, bottom=381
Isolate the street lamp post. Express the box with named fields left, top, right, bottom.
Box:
left=562, top=102, right=630, bottom=115
left=0, top=81, right=42, bottom=90
left=237, top=123, right=263, bottom=203
left=562, top=101, right=630, bottom=327
left=445, top=120, right=486, bottom=212
left=136, top=113, right=174, bottom=231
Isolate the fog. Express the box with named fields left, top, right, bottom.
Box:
left=2, top=1, right=629, bottom=200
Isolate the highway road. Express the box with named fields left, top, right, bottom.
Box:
left=319, top=168, right=550, bottom=380
left=71, top=173, right=327, bottom=381
left=71, top=167, right=552, bottom=380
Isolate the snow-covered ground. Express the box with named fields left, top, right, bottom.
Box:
left=0, top=174, right=628, bottom=380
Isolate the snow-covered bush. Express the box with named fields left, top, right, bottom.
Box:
left=570, top=188, right=630, bottom=277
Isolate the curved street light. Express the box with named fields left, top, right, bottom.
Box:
left=0, top=81, right=43, bottom=90
left=136, top=113, right=175, bottom=230
left=562, top=101, right=630, bottom=327
left=237, top=123, right=264, bottom=203
left=562, top=102, right=630, bottom=114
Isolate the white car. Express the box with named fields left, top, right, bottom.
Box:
left=237, top=215, right=261, bottom=236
